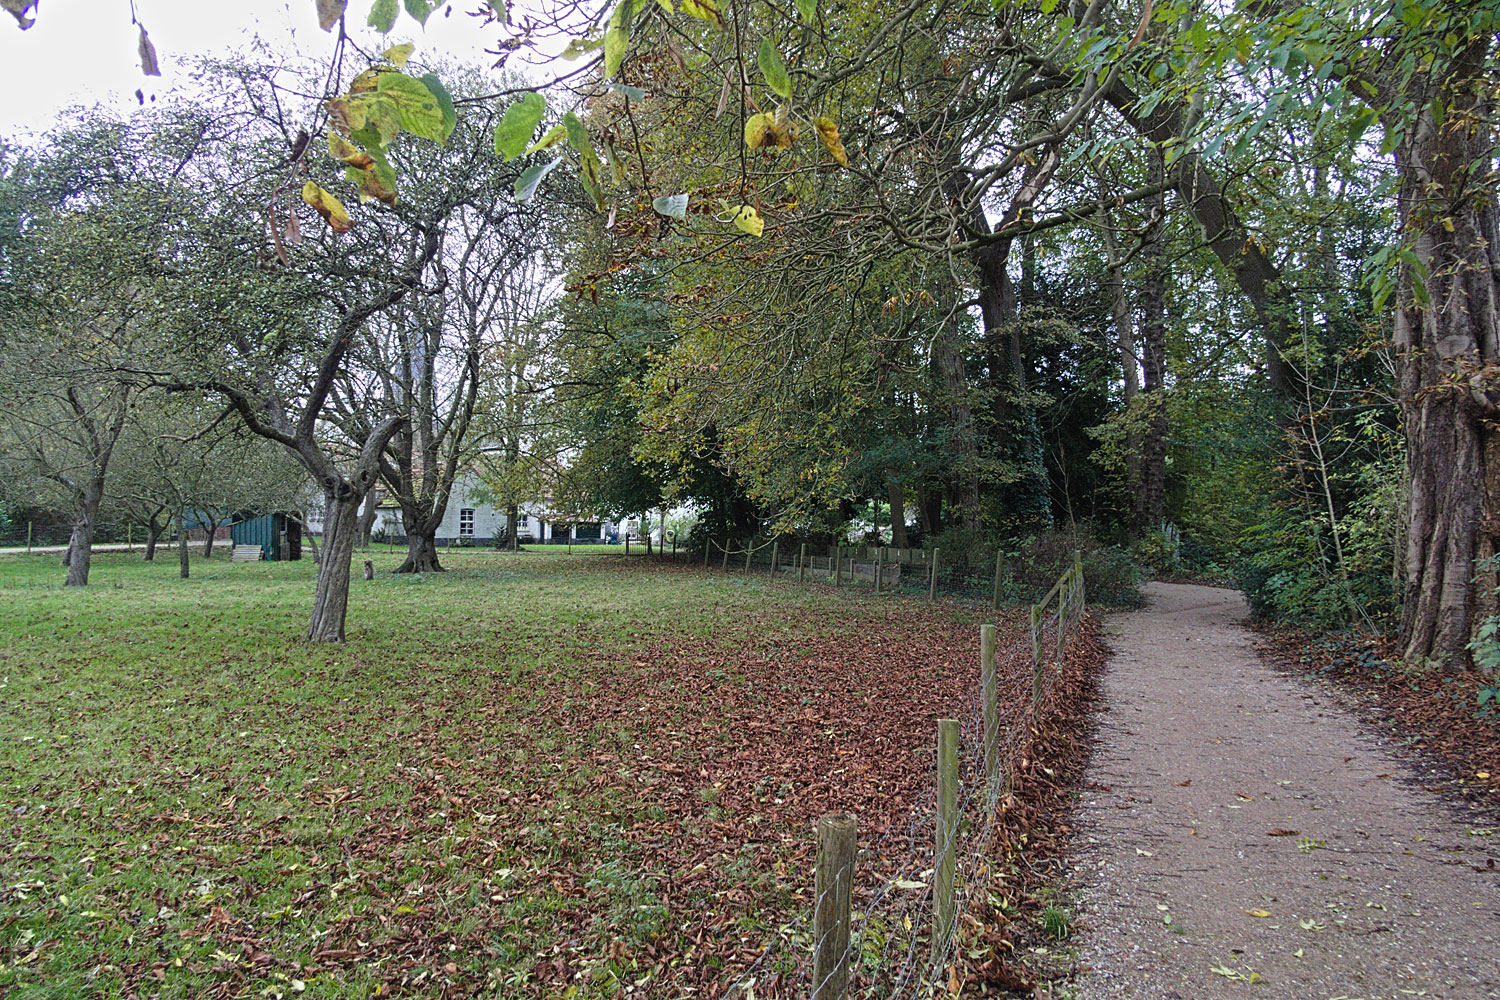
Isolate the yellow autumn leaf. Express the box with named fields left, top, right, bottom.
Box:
left=1478, top=771, right=1491, bottom=779
left=1245, top=908, right=1272, bottom=918
left=348, top=68, right=382, bottom=94
left=682, top=0, right=722, bottom=26
left=302, top=181, right=352, bottom=234
left=328, top=133, right=374, bottom=170
left=745, top=112, right=774, bottom=149
left=730, top=205, right=763, bottom=237
left=815, top=116, right=849, bottom=167
left=745, top=111, right=795, bottom=150
left=383, top=43, right=415, bottom=67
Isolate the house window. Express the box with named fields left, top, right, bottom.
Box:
left=519, top=515, right=529, bottom=528
left=459, top=509, right=475, bottom=536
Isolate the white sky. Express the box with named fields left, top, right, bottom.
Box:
left=0, top=1, right=501, bottom=136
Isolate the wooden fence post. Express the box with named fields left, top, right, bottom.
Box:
left=874, top=545, right=883, bottom=594
left=933, top=719, right=960, bottom=959
left=704, top=538, right=711, bottom=567
left=812, top=812, right=857, bottom=1000
left=1030, top=605, right=1043, bottom=711
left=745, top=540, right=753, bottom=572
left=981, top=624, right=999, bottom=805
left=770, top=540, right=779, bottom=577
left=992, top=549, right=1004, bottom=610
left=799, top=542, right=807, bottom=582
left=929, top=547, right=939, bottom=601
left=26, top=521, right=32, bottom=554
left=721, top=539, right=730, bottom=571
left=127, top=523, right=132, bottom=552
left=1056, top=599, right=1066, bottom=663
left=835, top=545, right=843, bottom=586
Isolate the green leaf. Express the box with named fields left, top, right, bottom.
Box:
left=558, top=36, right=605, bottom=60
left=375, top=71, right=448, bottom=143
left=514, top=157, right=562, bottom=203
left=494, top=93, right=546, bottom=159
left=403, top=0, right=436, bottom=26
left=652, top=193, right=689, bottom=219
left=605, top=24, right=627, bottom=79
left=419, top=72, right=457, bottom=142
left=349, top=94, right=402, bottom=147
left=367, top=0, right=398, bottom=32
left=1040, top=0, right=1058, bottom=11
left=794, top=0, right=816, bottom=22
left=383, top=42, right=415, bottom=66
left=757, top=38, right=792, bottom=99
left=525, top=123, right=567, bottom=154
left=563, top=111, right=605, bottom=211
left=1347, top=108, right=1377, bottom=144
left=606, top=0, right=633, bottom=78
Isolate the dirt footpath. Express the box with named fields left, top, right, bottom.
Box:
left=1071, top=582, right=1500, bottom=1000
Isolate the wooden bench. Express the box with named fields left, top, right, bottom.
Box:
left=230, top=545, right=262, bottom=562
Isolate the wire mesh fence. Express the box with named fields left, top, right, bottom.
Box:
left=683, top=538, right=1084, bottom=608
left=709, top=558, right=1088, bottom=1000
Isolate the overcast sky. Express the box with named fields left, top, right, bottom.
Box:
left=0, top=1, right=499, bottom=136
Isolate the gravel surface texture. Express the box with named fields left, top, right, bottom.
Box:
left=1070, top=582, right=1500, bottom=1000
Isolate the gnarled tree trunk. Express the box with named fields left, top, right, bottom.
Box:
left=394, top=520, right=444, bottom=574
left=143, top=511, right=164, bottom=562
left=1394, top=39, right=1500, bottom=671
left=63, top=494, right=98, bottom=587
left=307, top=487, right=362, bottom=642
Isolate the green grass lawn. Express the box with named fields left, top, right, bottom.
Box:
left=0, top=548, right=1022, bottom=999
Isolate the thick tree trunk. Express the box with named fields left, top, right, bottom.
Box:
left=63, top=501, right=96, bottom=587
left=507, top=503, right=519, bottom=551
left=394, top=529, right=444, bottom=573
left=202, top=529, right=216, bottom=560
left=358, top=492, right=379, bottom=548
left=887, top=477, right=909, bottom=549
left=1133, top=155, right=1169, bottom=535
left=307, top=489, right=362, bottom=643
left=1394, top=41, right=1500, bottom=671
left=143, top=513, right=163, bottom=562
left=932, top=316, right=983, bottom=533
left=1103, top=208, right=1144, bottom=538
left=178, top=518, right=189, bottom=579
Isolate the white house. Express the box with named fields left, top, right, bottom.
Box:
left=373, top=472, right=627, bottom=545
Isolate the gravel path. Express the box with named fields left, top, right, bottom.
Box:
left=1071, top=582, right=1500, bottom=1000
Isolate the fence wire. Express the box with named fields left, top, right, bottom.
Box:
left=716, top=563, right=1087, bottom=1000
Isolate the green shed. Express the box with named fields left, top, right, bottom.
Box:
left=230, top=513, right=302, bottom=561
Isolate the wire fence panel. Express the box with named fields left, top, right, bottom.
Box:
left=717, top=561, right=1089, bottom=1000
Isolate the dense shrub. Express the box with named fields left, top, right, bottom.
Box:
left=1236, top=508, right=1397, bottom=631
left=927, top=523, right=1143, bottom=607
left=1011, top=525, right=1145, bottom=607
